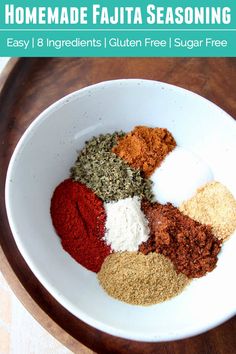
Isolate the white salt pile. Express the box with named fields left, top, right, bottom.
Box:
left=151, top=146, right=213, bottom=207
left=104, top=196, right=149, bottom=252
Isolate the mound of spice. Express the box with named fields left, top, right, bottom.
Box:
left=50, top=179, right=110, bottom=273
left=180, top=181, right=236, bottom=241
left=98, top=252, right=190, bottom=305
left=140, top=201, right=222, bottom=278
left=104, top=196, right=149, bottom=252
left=70, top=132, right=153, bottom=202
left=112, top=126, right=176, bottom=177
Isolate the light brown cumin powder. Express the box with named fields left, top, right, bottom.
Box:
left=98, top=252, right=190, bottom=306
left=179, top=181, right=236, bottom=241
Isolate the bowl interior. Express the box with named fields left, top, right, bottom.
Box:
left=5, top=79, right=236, bottom=341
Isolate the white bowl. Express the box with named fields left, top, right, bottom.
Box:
left=5, top=79, right=236, bottom=342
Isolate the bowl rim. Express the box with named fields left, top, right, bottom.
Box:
left=5, top=78, right=236, bottom=342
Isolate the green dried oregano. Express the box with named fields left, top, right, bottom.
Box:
left=70, top=132, right=153, bottom=202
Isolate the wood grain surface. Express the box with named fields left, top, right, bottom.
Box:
left=0, top=58, right=236, bottom=354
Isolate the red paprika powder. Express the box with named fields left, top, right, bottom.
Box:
left=50, top=179, right=111, bottom=272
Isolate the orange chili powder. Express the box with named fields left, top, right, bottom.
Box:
left=112, top=126, right=176, bottom=177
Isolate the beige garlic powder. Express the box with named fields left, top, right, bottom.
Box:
left=180, top=181, right=236, bottom=241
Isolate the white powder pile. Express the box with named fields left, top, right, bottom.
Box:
left=151, top=146, right=213, bottom=207
left=104, top=196, right=149, bottom=252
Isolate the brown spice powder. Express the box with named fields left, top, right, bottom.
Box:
left=98, top=252, right=190, bottom=306
left=179, top=181, right=236, bottom=241
left=112, top=126, right=176, bottom=177
left=140, top=201, right=222, bottom=278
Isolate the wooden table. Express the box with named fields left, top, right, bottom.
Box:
left=0, top=58, right=236, bottom=354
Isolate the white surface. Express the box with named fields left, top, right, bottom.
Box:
left=151, top=146, right=214, bottom=206
left=104, top=197, right=149, bottom=252
left=5, top=79, right=236, bottom=342
left=0, top=272, right=71, bottom=354
left=0, top=58, right=72, bottom=354
left=0, top=57, right=9, bottom=69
